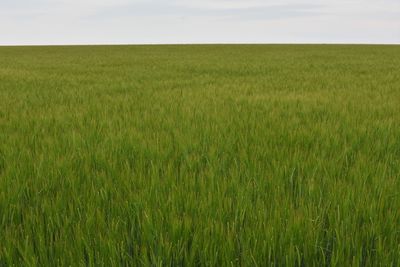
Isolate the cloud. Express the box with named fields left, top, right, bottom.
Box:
left=89, top=2, right=325, bottom=22
left=0, top=0, right=399, bottom=44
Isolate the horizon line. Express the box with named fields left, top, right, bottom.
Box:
left=1, top=42, right=399, bottom=47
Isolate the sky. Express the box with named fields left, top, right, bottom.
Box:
left=1, top=0, right=399, bottom=45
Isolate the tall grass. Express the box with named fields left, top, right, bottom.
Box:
left=0, top=45, right=399, bottom=266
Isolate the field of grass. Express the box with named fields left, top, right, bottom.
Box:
left=0, top=45, right=399, bottom=266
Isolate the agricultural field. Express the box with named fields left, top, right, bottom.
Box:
left=0, top=45, right=399, bottom=266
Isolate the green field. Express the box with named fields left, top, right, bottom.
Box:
left=0, top=45, right=399, bottom=266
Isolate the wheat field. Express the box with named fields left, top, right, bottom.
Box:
left=0, top=45, right=399, bottom=266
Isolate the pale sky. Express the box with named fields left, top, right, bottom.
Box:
left=1, top=0, right=399, bottom=45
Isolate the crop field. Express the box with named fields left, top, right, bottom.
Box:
left=0, top=45, right=399, bottom=266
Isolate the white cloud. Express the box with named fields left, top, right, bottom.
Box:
left=0, top=0, right=399, bottom=44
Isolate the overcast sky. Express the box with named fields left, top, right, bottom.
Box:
left=1, top=0, right=399, bottom=45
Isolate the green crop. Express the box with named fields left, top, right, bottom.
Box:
left=0, top=45, right=399, bottom=266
